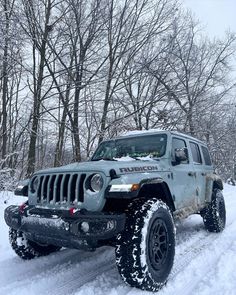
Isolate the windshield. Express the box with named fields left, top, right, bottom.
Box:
left=92, top=134, right=167, bottom=161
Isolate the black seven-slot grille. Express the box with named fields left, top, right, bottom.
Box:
left=36, top=173, right=86, bottom=205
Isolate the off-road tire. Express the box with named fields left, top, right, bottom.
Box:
left=9, top=228, right=61, bottom=260
left=202, top=188, right=226, bottom=233
left=115, top=198, right=175, bottom=291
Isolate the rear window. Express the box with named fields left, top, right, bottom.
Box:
left=201, top=146, right=212, bottom=166
left=190, top=142, right=202, bottom=164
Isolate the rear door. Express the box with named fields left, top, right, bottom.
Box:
left=189, top=141, right=205, bottom=206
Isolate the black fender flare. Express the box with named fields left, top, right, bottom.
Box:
left=138, top=178, right=176, bottom=212
left=213, top=177, right=223, bottom=191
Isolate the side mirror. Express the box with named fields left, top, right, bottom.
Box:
left=173, top=148, right=188, bottom=165
left=14, top=179, right=29, bottom=197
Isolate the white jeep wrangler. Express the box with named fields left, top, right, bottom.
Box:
left=5, top=130, right=226, bottom=291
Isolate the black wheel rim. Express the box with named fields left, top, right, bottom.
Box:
left=148, top=218, right=169, bottom=271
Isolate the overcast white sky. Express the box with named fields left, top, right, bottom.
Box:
left=183, top=0, right=236, bottom=38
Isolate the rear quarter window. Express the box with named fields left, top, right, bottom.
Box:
left=201, top=146, right=212, bottom=166
left=190, top=142, right=202, bottom=164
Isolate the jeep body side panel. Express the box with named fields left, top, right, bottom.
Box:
left=170, top=134, right=215, bottom=212
left=187, top=141, right=208, bottom=207
left=170, top=136, right=199, bottom=210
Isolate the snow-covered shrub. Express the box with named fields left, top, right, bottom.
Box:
left=227, top=177, right=236, bottom=186
left=0, top=169, right=17, bottom=192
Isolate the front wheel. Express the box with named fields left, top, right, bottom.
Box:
left=9, top=228, right=61, bottom=260
left=202, top=188, right=226, bottom=233
left=115, top=199, right=175, bottom=291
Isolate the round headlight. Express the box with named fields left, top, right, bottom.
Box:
left=90, top=174, right=103, bottom=192
left=31, top=177, right=39, bottom=193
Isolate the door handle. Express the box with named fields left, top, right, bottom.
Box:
left=188, top=172, right=196, bottom=177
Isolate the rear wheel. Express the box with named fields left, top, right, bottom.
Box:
left=115, top=198, right=175, bottom=291
left=9, top=228, right=61, bottom=260
left=202, top=188, right=226, bottom=233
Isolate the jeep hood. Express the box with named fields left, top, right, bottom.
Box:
left=34, top=159, right=166, bottom=177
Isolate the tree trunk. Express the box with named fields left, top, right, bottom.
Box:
left=99, top=62, right=113, bottom=143
left=54, top=107, right=67, bottom=167
left=1, top=0, right=9, bottom=164
left=26, top=1, right=52, bottom=177
left=72, top=50, right=86, bottom=162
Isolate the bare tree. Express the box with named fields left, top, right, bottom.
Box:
left=147, top=13, right=236, bottom=135
left=98, top=0, right=178, bottom=142
left=0, top=0, right=14, bottom=163
left=0, top=0, right=25, bottom=172
left=44, top=0, right=107, bottom=162
left=18, top=0, right=56, bottom=176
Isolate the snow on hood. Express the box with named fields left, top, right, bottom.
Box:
left=114, top=155, right=156, bottom=162
left=136, top=155, right=156, bottom=162
left=114, top=156, right=136, bottom=161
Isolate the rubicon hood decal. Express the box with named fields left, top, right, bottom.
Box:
left=119, top=166, right=159, bottom=173
left=34, top=161, right=161, bottom=177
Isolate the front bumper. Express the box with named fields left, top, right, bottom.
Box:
left=4, top=205, right=126, bottom=250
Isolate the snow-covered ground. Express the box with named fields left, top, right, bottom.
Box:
left=0, top=185, right=236, bottom=295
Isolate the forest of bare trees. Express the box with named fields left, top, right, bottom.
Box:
left=0, top=0, right=236, bottom=189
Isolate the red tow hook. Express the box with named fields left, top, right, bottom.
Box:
left=19, top=203, right=27, bottom=214
left=69, top=207, right=76, bottom=216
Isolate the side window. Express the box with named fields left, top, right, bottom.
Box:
left=172, top=138, right=188, bottom=164
left=201, top=146, right=212, bottom=166
left=190, top=142, right=202, bottom=164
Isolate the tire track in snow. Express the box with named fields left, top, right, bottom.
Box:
left=170, top=232, right=221, bottom=279
left=0, top=249, right=77, bottom=283
left=0, top=248, right=105, bottom=285
left=165, top=219, right=236, bottom=295
left=0, top=247, right=109, bottom=294
left=47, top=256, right=116, bottom=295
left=170, top=212, right=236, bottom=279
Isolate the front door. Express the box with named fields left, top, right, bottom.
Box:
left=171, top=137, right=198, bottom=209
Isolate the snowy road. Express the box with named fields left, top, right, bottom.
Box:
left=0, top=185, right=236, bottom=295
